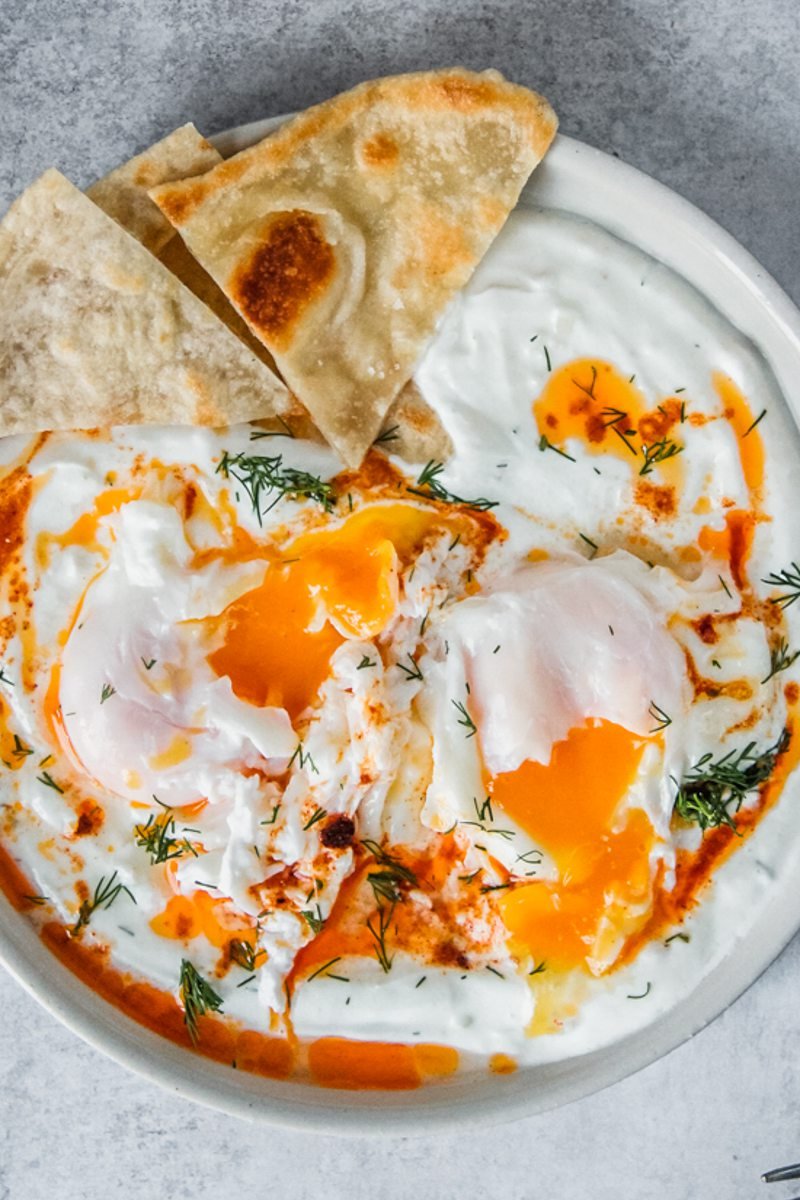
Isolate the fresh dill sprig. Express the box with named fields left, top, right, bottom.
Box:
left=366, top=903, right=394, bottom=973
left=72, top=870, right=135, bottom=936
left=673, top=729, right=790, bottom=831
left=0, top=668, right=14, bottom=686
left=579, top=532, right=598, bottom=559
left=367, top=869, right=408, bottom=905
left=762, top=563, right=800, bottom=609
left=357, top=654, right=376, bottom=670
left=301, top=905, right=325, bottom=936
left=303, top=807, right=327, bottom=831
left=538, top=434, right=576, bottom=463
left=743, top=409, right=766, bottom=437
left=361, top=842, right=418, bottom=972
left=460, top=795, right=516, bottom=841
left=179, top=959, right=223, bottom=1044
left=361, top=840, right=418, bottom=885
left=260, top=804, right=281, bottom=826
left=100, top=683, right=116, bottom=704
left=141, top=657, right=156, bottom=671
left=307, top=956, right=343, bottom=982
left=37, top=771, right=64, bottom=793
left=407, top=461, right=498, bottom=512
left=648, top=701, right=672, bottom=733
left=134, top=806, right=197, bottom=865
left=248, top=415, right=294, bottom=440
left=627, top=982, right=652, bottom=1000
left=229, top=939, right=258, bottom=972
left=639, top=437, right=683, bottom=476
left=216, top=450, right=334, bottom=524
left=396, top=653, right=423, bottom=682
left=451, top=698, right=477, bottom=738
left=762, top=639, right=800, bottom=684
left=474, top=796, right=493, bottom=823
left=11, top=734, right=32, bottom=759
left=374, top=424, right=400, bottom=446
left=288, top=742, right=319, bottom=775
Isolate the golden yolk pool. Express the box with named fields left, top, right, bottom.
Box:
left=490, top=720, right=655, bottom=973
left=208, top=503, right=451, bottom=720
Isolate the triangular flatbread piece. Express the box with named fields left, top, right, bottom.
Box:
left=0, top=169, right=289, bottom=436
left=150, top=68, right=557, bottom=465
left=99, top=124, right=452, bottom=460
left=87, top=122, right=222, bottom=254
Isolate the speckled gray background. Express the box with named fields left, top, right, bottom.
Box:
left=1, top=1, right=799, bottom=1197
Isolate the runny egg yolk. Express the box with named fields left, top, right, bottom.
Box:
left=491, top=720, right=654, bottom=974
left=208, top=504, right=453, bottom=721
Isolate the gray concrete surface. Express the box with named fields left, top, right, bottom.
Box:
left=1, top=1, right=799, bottom=1197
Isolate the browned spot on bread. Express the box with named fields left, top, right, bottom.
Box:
left=436, top=74, right=498, bottom=109
left=786, top=681, right=799, bottom=705
left=153, top=178, right=210, bottom=225
left=634, top=480, right=676, bottom=520
left=231, top=211, right=335, bottom=351
left=361, top=132, right=399, bottom=168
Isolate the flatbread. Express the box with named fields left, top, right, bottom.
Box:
left=150, top=68, right=558, bottom=465
left=0, top=169, right=289, bottom=436
left=98, top=123, right=453, bottom=461
left=87, top=123, right=222, bottom=254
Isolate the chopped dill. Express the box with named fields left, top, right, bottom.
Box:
left=762, top=563, right=800, bottom=609
left=72, top=870, right=135, bottom=936
left=451, top=698, right=477, bottom=738
left=627, top=982, right=652, bottom=1000
left=179, top=959, right=223, bottom=1044
left=407, top=460, right=498, bottom=512
left=762, top=639, right=800, bottom=684
left=639, top=437, right=683, bottom=476
left=303, top=806, right=327, bottom=831
left=743, top=409, right=766, bottom=437
left=538, top=434, right=576, bottom=463
left=396, top=654, right=423, bottom=682
left=12, top=734, right=32, bottom=759
left=229, top=939, right=258, bottom=972
left=301, top=905, right=325, bottom=936
left=37, top=771, right=64, bottom=793
left=216, top=450, right=334, bottom=524
left=134, top=807, right=197, bottom=865
left=673, top=729, right=789, bottom=831
left=100, top=683, right=116, bottom=704
left=579, top=532, right=598, bottom=558
left=648, top=701, right=672, bottom=734
left=288, top=742, right=319, bottom=775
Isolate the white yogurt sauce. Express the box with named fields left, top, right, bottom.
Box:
left=1, top=205, right=799, bottom=1069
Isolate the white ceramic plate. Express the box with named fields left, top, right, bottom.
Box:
left=2, top=117, right=800, bottom=1135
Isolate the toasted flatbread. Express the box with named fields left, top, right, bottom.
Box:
left=0, top=169, right=289, bottom=436
left=87, top=123, right=222, bottom=254
left=150, top=68, right=557, bottom=465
